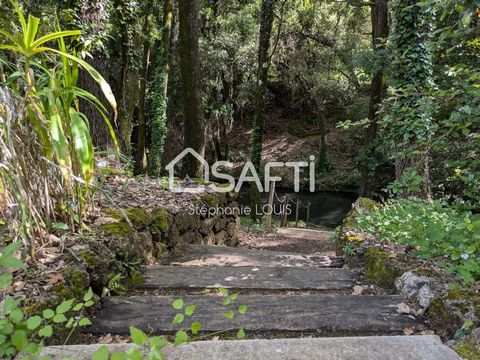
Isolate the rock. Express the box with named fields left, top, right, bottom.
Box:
left=396, top=271, right=437, bottom=310
left=448, top=328, right=480, bottom=360
left=364, top=247, right=407, bottom=292
left=39, top=336, right=462, bottom=360
left=427, top=290, right=480, bottom=339
left=175, top=211, right=198, bottom=233
left=214, top=230, right=229, bottom=245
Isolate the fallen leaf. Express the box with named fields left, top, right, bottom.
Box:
left=396, top=302, right=413, bottom=315
left=352, top=285, right=365, bottom=295
left=403, top=327, right=414, bottom=335
left=46, top=273, right=64, bottom=284
left=13, top=281, right=25, bottom=291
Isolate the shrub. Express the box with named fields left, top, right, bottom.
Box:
left=356, top=198, right=480, bottom=284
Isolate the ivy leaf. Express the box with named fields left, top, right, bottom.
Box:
left=42, top=309, right=55, bottom=320
left=238, top=305, right=248, bottom=315
left=184, top=305, right=196, bottom=316
left=236, top=327, right=246, bottom=340
left=172, top=299, right=184, bottom=310
left=26, top=315, right=42, bottom=330
left=191, top=321, right=203, bottom=335
left=172, top=313, right=184, bottom=325
left=130, top=326, right=148, bottom=345
left=230, top=293, right=239, bottom=301
left=219, top=288, right=229, bottom=297
left=174, top=330, right=189, bottom=346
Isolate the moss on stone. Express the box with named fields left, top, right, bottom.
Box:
left=364, top=247, right=404, bottom=291
left=151, top=208, right=171, bottom=232
left=427, top=290, right=480, bottom=339
left=105, top=208, right=152, bottom=229
left=100, top=167, right=121, bottom=177
left=454, top=334, right=480, bottom=360
left=199, top=192, right=226, bottom=207
left=100, top=221, right=135, bottom=237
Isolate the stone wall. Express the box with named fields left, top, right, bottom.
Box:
left=95, top=191, right=240, bottom=263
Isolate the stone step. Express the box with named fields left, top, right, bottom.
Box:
left=163, top=244, right=343, bottom=267
left=90, top=295, right=424, bottom=336
left=139, top=266, right=359, bottom=291
left=40, top=336, right=461, bottom=360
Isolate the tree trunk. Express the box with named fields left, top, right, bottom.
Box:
left=178, top=0, right=205, bottom=177
left=359, top=0, right=389, bottom=197
left=149, top=0, right=174, bottom=176
left=115, top=0, right=139, bottom=156
left=135, top=2, right=154, bottom=175
left=250, top=0, right=277, bottom=218
left=390, top=0, right=434, bottom=200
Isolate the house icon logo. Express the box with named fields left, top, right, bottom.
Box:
left=165, top=148, right=209, bottom=192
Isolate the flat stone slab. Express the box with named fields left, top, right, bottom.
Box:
left=40, top=336, right=461, bottom=360
left=140, top=266, right=358, bottom=290
left=276, top=228, right=334, bottom=242
left=163, top=244, right=343, bottom=267
left=91, top=295, right=424, bottom=335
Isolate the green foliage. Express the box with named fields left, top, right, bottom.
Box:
left=356, top=198, right=480, bottom=284
left=0, top=2, right=117, bottom=243
left=0, top=239, right=94, bottom=359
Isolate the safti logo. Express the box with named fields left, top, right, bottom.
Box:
left=165, top=148, right=316, bottom=193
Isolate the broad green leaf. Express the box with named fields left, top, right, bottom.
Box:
left=172, top=313, right=184, bottom=325
left=84, top=287, right=94, bottom=302
left=52, top=222, right=69, bottom=231
left=38, top=325, right=53, bottom=338
left=150, top=336, right=169, bottom=349
left=26, top=316, right=42, bottom=330
left=184, top=305, right=196, bottom=316
left=56, top=299, right=74, bottom=314
left=42, top=309, right=54, bottom=320
left=10, top=308, right=23, bottom=324
left=0, top=254, right=24, bottom=269
left=73, top=303, right=83, bottom=311
left=79, top=318, right=92, bottom=327
left=2, top=242, right=22, bottom=255
left=11, top=330, right=27, bottom=351
left=174, top=330, right=189, bottom=346
left=191, top=322, right=203, bottom=335
left=236, top=328, right=246, bottom=340
left=172, top=299, right=184, bottom=310
left=92, top=345, right=109, bottom=360
left=130, top=326, right=148, bottom=345
left=225, top=310, right=234, bottom=319
left=219, top=288, right=229, bottom=297
left=53, top=314, right=67, bottom=323
left=0, top=272, right=12, bottom=289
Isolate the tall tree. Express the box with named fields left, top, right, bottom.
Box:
left=114, top=0, right=140, bottom=155
left=359, top=0, right=389, bottom=196
left=149, top=0, right=173, bottom=176
left=249, top=0, right=277, bottom=217
left=381, top=0, right=435, bottom=199
left=178, top=0, right=205, bottom=176
left=135, top=0, right=154, bottom=174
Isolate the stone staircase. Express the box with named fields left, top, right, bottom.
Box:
left=43, top=229, right=461, bottom=359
